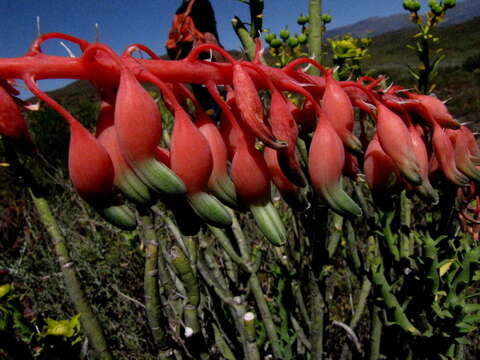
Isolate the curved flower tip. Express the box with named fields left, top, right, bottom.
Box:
left=308, top=116, right=361, bottom=217
left=376, top=103, right=422, bottom=185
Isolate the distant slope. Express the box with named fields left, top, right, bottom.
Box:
left=365, top=16, right=480, bottom=69
left=326, top=0, right=480, bottom=38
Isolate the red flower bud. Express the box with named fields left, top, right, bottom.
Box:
left=170, top=107, right=212, bottom=194
left=68, top=119, right=114, bottom=206
left=114, top=68, right=162, bottom=164
left=231, top=139, right=271, bottom=205
left=322, top=70, right=362, bottom=152
left=308, top=115, right=361, bottom=217
left=409, top=93, right=460, bottom=129
left=431, top=123, right=469, bottom=185
left=408, top=124, right=438, bottom=202
left=375, top=102, right=422, bottom=185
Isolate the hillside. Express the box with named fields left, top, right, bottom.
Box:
left=326, top=0, right=480, bottom=38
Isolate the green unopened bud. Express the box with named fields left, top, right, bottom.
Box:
left=443, top=0, right=456, bottom=9
left=431, top=3, right=444, bottom=15
left=322, top=13, right=332, bottom=24
left=297, top=13, right=308, bottom=25
left=288, top=36, right=299, bottom=47
left=403, top=0, right=421, bottom=12
left=264, top=32, right=276, bottom=44
left=297, top=33, right=308, bottom=44
left=279, top=27, right=290, bottom=41
left=270, top=38, right=282, bottom=49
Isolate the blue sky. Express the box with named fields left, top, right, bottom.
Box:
left=0, top=0, right=432, bottom=96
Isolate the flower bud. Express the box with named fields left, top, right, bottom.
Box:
left=443, top=0, right=456, bottom=9
left=375, top=103, right=422, bottom=185
left=308, top=115, right=361, bottom=217
left=270, top=38, right=282, bottom=49
left=264, top=33, right=276, bottom=44
left=403, top=0, right=421, bottom=12
left=297, top=14, right=308, bottom=25
left=322, top=70, right=362, bottom=153
left=279, top=27, right=290, bottom=41
left=287, top=36, right=299, bottom=48
left=322, top=14, right=332, bottom=24
left=297, top=33, right=308, bottom=45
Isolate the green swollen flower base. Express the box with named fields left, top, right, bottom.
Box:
left=208, top=175, right=240, bottom=209
left=250, top=202, right=287, bottom=246
left=117, top=168, right=153, bottom=205
left=321, top=183, right=362, bottom=218
left=188, top=192, right=233, bottom=228
left=134, top=158, right=187, bottom=196
left=98, top=204, right=137, bottom=230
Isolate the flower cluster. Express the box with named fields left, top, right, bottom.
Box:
left=1, top=33, right=478, bottom=243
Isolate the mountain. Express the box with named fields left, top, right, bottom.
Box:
left=326, top=0, right=480, bottom=38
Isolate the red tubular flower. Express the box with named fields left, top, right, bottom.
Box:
left=170, top=106, right=212, bottom=194
left=0, top=83, right=32, bottom=148
left=114, top=66, right=185, bottom=195
left=322, top=70, right=362, bottom=153
left=431, top=122, right=469, bottom=186
left=375, top=102, right=422, bottom=185
left=364, top=134, right=399, bottom=193
left=408, top=124, right=439, bottom=202
left=447, top=127, right=480, bottom=183
left=408, top=93, right=461, bottom=129
left=308, top=113, right=362, bottom=217
left=195, top=110, right=239, bottom=208
left=69, top=119, right=114, bottom=205
left=115, top=67, right=162, bottom=164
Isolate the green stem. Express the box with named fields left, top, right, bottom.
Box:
left=30, top=193, right=112, bottom=360
left=140, top=211, right=169, bottom=349
left=248, top=273, right=283, bottom=359
left=369, top=305, right=382, bottom=360
left=309, top=275, right=324, bottom=360
left=400, top=191, right=412, bottom=259
left=308, top=0, right=323, bottom=75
